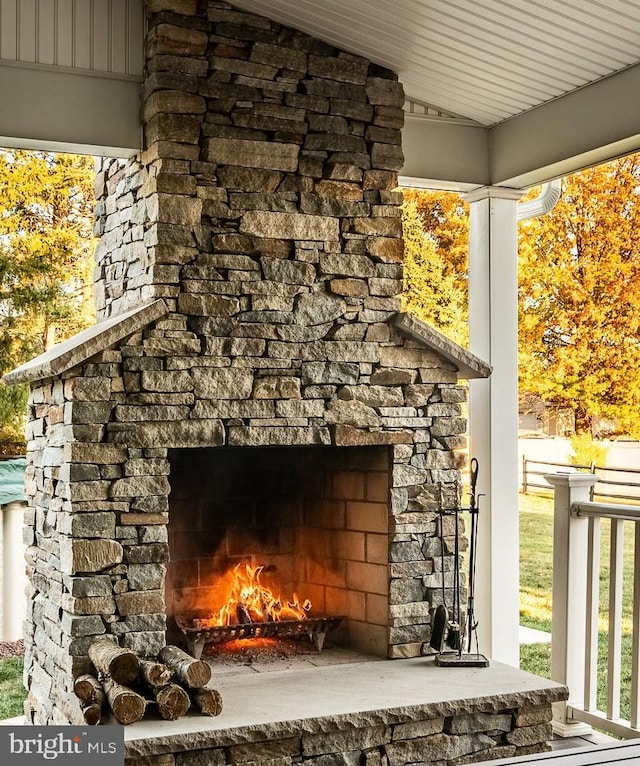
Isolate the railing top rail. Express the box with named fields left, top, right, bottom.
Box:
left=572, top=500, right=640, bottom=522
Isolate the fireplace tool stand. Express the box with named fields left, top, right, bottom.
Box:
left=432, top=457, right=489, bottom=668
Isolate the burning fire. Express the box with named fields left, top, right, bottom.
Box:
left=209, top=563, right=311, bottom=626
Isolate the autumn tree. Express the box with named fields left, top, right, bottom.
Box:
left=401, top=190, right=468, bottom=345
left=518, top=155, right=640, bottom=437
left=403, top=163, right=640, bottom=438
left=0, top=150, right=96, bottom=449
left=403, top=189, right=470, bottom=282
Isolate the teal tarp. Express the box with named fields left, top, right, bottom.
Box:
left=0, top=458, right=27, bottom=505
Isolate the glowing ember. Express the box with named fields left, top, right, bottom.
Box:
left=208, top=563, right=311, bottom=627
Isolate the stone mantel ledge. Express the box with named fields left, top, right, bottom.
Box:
left=2, top=299, right=168, bottom=385
left=394, top=313, right=492, bottom=381
left=124, top=658, right=567, bottom=757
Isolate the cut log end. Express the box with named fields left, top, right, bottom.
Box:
left=102, top=677, right=146, bottom=726
left=73, top=674, right=104, bottom=704
left=140, top=659, right=172, bottom=687
left=112, top=693, right=146, bottom=726
left=193, top=688, right=223, bottom=717
left=88, top=639, right=140, bottom=686
left=155, top=683, right=191, bottom=721
left=81, top=702, right=102, bottom=726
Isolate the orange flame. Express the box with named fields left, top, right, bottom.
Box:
left=211, top=563, right=311, bottom=626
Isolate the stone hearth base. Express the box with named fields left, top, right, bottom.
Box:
left=124, top=657, right=568, bottom=766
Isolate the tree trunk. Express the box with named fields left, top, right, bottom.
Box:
left=154, top=683, right=191, bottom=720
left=102, top=677, right=146, bottom=725
left=574, top=404, right=593, bottom=437
left=192, top=688, right=223, bottom=717
left=88, top=640, right=140, bottom=685
left=158, top=645, right=211, bottom=689
left=139, top=659, right=172, bottom=687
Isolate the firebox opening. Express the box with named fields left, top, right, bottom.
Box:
left=166, top=445, right=391, bottom=658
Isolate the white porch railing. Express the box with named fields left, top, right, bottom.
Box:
left=547, top=472, right=640, bottom=739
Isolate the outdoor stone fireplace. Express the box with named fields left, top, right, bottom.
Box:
left=2, top=4, right=566, bottom=763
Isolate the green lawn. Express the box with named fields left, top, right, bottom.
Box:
left=0, top=658, right=25, bottom=719
left=519, top=491, right=637, bottom=720
left=520, top=492, right=554, bottom=633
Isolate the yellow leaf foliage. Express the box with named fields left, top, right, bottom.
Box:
left=0, top=150, right=96, bottom=446
left=518, top=155, right=640, bottom=436
left=401, top=190, right=468, bottom=346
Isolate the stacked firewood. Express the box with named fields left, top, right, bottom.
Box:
left=73, top=640, right=223, bottom=725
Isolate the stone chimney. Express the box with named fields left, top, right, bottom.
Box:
left=3, top=1, right=491, bottom=725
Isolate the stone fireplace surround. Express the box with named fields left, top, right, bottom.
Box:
left=8, top=294, right=488, bottom=728
left=3, top=1, right=566, bottom=762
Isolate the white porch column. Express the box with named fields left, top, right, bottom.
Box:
left=465, top=186, right=523, bottom=666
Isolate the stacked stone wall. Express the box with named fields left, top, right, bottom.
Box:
left=23, top=358, right=171, bottom=724
left=93, top=0, right=468, bottom=659
left=21, top=0, right=472, bottom=724
left=93, top=158, right=154, bottom=313
left=124, top=702, right=555, bottom=766
left=95, top=0, right=406, bottom=323
left=22, top=320, right=468, bottom=723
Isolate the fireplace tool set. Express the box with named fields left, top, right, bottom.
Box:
left=430, top=458, right=489, bottom=667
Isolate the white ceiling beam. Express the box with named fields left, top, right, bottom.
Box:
left=400, top=115, right=490, bottom=190
left=3, top=55, right=640, bottom=187
left=0, top=63, right=141, bottom=158
left=401, top=62, right=640, bottom=191
left=490, top=62, right=640, bottom=188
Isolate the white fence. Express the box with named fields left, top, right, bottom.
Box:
left=520, top=437, right=640, bottom=503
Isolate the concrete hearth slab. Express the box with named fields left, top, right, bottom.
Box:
left=124, top=656, right=567, bottom=757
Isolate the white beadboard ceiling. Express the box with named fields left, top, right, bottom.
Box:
left=0, top=0, right=143, bottom=77
left=231, top=0, right=640, bottom=127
